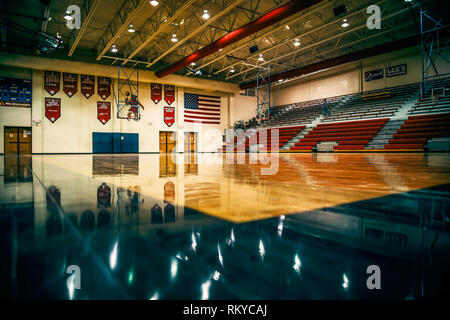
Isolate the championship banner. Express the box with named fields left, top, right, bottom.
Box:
left=164, top=85, right=175, bottom=105
left=63, top=73, right=78, bottom=97
left=81, top=75, right=95, bottom=99
left=45, top=97, right=61, bottom=123
left=386, top=64, right=407, bottom=77
left=97, top=77, right=111, bottom=100
left=365, top=69, right=384, bottom=81
left=164, top=106, right=175, bottom=127
left=97, top=101, right=111, bottom=125
left=0, top=77, right=32, bottom=108
left=151, top=83, right=162, bottom=104
left=44, top=71, right=60, bottom=96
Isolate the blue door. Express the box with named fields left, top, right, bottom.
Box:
left=93, top=132, right=113, bottom=153
left=93, top=132, right=139, bottom=153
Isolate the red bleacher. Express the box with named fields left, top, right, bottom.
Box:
left=220, top=125, right=305, bottom=152
left=290, top=119, right=389, bottom=151
left=385, top=113, right=450, bottom=150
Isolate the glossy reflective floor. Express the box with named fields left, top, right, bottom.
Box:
left=1, top=152, right=450, bottom=299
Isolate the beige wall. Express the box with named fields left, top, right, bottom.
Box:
left=0, top=54, right=247, bottom=154
left=275, top=45, right=450, bottom=106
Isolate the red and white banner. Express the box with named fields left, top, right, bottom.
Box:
left=97, top=77, right=111, bottom=100
left=164, top=85, right=175, bottom=105
left=45, top=97, right=61, bottom=123
left=63, top=73, right=78, bottom=97
left=164, top=106, right=175, bottom=127
left=44, top=71, right=60, bottom=96
left=81, top=75, right=95, bottom=99
left=151, top=83, right=162, bottom=104
left=97, top=101, right=111, bottom=125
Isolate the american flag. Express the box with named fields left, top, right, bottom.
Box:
left=184, top=93, right=221, bottom=124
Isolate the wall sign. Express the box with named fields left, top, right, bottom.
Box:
left=63, top=73, right=78, bottom=97
left=97, top=77, right=111, bottom=100
left=97, top=101, right=111, bottom=125
left=164, top=106, right=175, bottom=127
left=386, top=64, right=407, bottom=77
left=0, top=77, right=32, bottom=107
left=44, top=71, right=60, bottom=95
left=365, top=69, right=384, bottom=81
left=164, top=85, right=175, bottom=105
left=45, top=97, right=61, bottom=123
left=151, top=83, right=162, bottom=104
left=81, top=75, right=95, bottom=99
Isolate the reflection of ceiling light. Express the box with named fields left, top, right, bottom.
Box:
left=230, top=67, right=235, bottom=73
left=202, top=10, right=210, bottom=20
left=341, top=18, right=349, bottom=28
left=64, top=10, right=72, bottom=20
left=128, top=24, right=135, bottom=32
left=111, top=45, right=118, bottom=53
left=258, top=54, right=264, bottom=61
left=294, top=38, right=300, bottom=47
left=171, top=34, right=178, bottom=42
left=150, top=0, right=159, bottom=6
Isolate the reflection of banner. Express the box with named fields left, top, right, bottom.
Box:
left=81, top=75, right=95, bottom=98
left=45, top=97, right=61, bottom=123
left=164, top=106, right=175, bottom=127
left=164, top=181, right=175, bottom=202
left=0, top=77, right=32, bottom=107
left=44, top=71, right=60, bottom=95
left=386, top=64, right=407, bottom=77
left=97, top=77, right=111, bottom=100
left=365, top=69, right=384, bottom=81
left=63, top=73, right=78, bottom=97
left=97, top=183, right=111, bottom=207
left=164, top=85, right=175, bottom=105
left=151, top=83, right=162, bottom=104
left=97, top=101, right=111, bottom=125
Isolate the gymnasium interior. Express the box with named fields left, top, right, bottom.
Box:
left=1, top=0, right=449, bottom=300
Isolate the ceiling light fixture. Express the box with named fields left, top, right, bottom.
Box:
left=171, top=34, right=178, bottom=42
left=190, top=62, right=196, bottom=66
left=128, top=24, right=135, bottom=32
left=341, top=18, right=349, bottom=28
left=150, top=0, right=159, bottom=6
left=202, top=10, right=210, bottom=20
left=230, top=67, right=235, bottom=73
left=258, top=54, right=264, bottom=61
left=111, top=45, right=118, bottom=53
left=64, top=10, right=72, bottom=20
left=294, top=38, right=300, bottom=47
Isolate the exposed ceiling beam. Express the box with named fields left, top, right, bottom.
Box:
left=186, top=0, right=333, bottom=75
left=228, top=3, right=412, bottom=80
left=147, top=0, right=246, bottom=69
left=155, top=0, right=322, bottom=78
left=95, top=0, right=148, bottom=61
left=122, top=0, right=197, bottom=65
left=240, top=34, right=420, bottom=90
left=68, top=0, right=101, bottom=56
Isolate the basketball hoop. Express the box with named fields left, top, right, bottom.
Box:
left=32, top=119, right=42, bottom=126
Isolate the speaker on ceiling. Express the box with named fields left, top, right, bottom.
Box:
left=249, top=45, right=259, bottom=54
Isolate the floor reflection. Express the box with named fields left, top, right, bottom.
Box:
left=0, top=153, right=449, bottom=299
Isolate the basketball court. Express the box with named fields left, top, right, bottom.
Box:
left=0, top=0, right=449, bottom=302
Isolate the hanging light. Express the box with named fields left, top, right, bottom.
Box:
left=111, top=45, right=118, bottom=53
left=64, top=10, right=72, bottom=20
left=258, top=54, right=264, bottom=61
left=341, top=18, right=349, bottom=28
left=150, top=0, right=159, bottom=6
left=190, top=62, right=196, bottom=66
left=171, top=34, right=178, bottom=42
left=128, top=24, right=135, bottom=33
left=294, top=38, right=300, bottom=47
left=202, top=10, right=210, bottom=20
left=230, top=67, right=235, bottom=73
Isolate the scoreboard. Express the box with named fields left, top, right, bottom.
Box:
left=0, top=77, right=32, bottom=107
